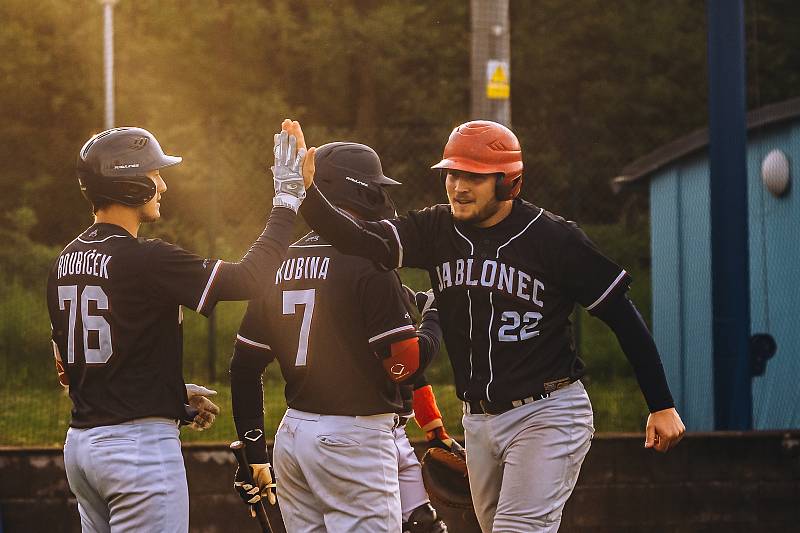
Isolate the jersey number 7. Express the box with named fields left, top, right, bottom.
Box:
left=282, top=289, right=316, bottom=366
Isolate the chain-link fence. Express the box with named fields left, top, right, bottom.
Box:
left=0, top=123, right=651, bottom=446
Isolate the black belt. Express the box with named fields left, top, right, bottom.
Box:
left=465, top=378, right=577, bottom=415
left=465, top=395, right=548, bottom=415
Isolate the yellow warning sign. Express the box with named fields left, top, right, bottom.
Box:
left=486, top=60, right=510, bottom=100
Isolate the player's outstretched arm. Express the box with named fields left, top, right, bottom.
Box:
left=282, top=118, right=421, bottom=270
left=209, top=130, right=307, bottom=302
left=593, top=292, right=686, bottom=452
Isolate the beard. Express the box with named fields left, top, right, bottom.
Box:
left=137, top=202, right=160, bottom=223
left=452, top=197, right=502, bottom=226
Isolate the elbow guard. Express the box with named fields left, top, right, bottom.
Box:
left=377, top=337, right=420, bottom=383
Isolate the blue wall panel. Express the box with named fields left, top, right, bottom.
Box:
left=676, top=157, right=714, bottom=431
left=650, top=156, right=715, bottom=431
left=748, top=125, right=800, bottom=429
left=651, top=171, right=684, bottom=409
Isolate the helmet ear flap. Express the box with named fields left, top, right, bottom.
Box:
left=495, top=173, right=522, bottom=201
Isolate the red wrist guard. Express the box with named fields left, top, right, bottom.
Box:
left=426, top=426, right=451, bottom=442
left=413, top=385, right=442, bottom=429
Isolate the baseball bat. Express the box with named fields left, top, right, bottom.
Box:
left=230, top=440, right=272, bottom=533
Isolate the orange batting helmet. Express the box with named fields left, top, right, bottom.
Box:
left=431, top=120, right=523, bottom=200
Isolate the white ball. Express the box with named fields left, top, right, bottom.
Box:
left=761, top=149, right=790, bottom=197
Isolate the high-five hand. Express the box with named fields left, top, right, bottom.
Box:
left=281, top=119, right=316, bottom=189
left=271, top=129, right=307, bottom=212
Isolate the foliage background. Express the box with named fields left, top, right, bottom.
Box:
left=1, top=0, right=798, bottom=444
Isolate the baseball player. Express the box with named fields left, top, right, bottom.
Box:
left=46, top=126, right=307, bottom=532
left=230, top=139, right=444, bottom=532
left=284, top=118, right=686, bottom=532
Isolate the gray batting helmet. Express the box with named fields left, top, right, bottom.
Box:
left=76, top=127, right=182, bottom=207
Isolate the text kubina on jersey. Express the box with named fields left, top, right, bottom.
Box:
left=275, top=255, right=330, bottom=284
left=435, top=258, right=544, bottom=307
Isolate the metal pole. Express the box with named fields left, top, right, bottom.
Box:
left=706, top=0, right=752, bottom=430
left=471, top=0, right=511, bottom=126
left=101, top=0, right=118, bottom=130
left=207, top=153, right=218, bottom=383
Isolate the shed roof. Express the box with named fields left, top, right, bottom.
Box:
left=611, top=96, right=800, bottom=193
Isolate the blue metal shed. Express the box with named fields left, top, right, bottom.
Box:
left=613, top=98, right=800, bottom=431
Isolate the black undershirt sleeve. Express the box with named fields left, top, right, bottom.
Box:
left=593, top=293, right=675, bottom=413
left=212, top=206, right=296, bottom=302
left=300, top=185, right=396, bottom=269
left=413, top=372, right=430, bottom=390
left=229, top=342, right=274, bottom=464
left=415, top=309, right=443, bottom=375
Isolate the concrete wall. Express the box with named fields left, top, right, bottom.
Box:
left=2, top=432, right=799, bottom=533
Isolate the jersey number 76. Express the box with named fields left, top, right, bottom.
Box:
left=57, top=285, right=113, bottom=364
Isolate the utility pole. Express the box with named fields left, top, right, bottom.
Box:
left=470, top=0, right=511, bottom=126
left=100, top=0, right=119, bottom=130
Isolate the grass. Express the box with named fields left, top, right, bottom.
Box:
left=0, top=378, right=647, bottom=447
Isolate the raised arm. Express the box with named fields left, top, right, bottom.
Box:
left=283, top=119, right=426, bottom=270
left=213, top=129, right=307, bottom=300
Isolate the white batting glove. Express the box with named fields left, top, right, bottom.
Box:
left=271, top=130, right=307, bottom=212
left=185, top=383, right=220, bottom=431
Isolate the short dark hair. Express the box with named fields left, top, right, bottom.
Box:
left=91, top=198, right=113, bottom=214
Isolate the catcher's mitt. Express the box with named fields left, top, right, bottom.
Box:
left=421, top=447, right=471, bottom=510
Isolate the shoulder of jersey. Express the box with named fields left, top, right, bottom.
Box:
left=290, top=232, right=329, bottom=248
left=398, top=203, right=452, bottom=224
left=525, top=203, right=581, bottom=237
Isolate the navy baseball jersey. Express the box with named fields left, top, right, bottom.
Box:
left=236, top=232, right=416, bottom=415
left=303, top=191, right=631, bottom=403
left=47, top=223, right=227, bottom=428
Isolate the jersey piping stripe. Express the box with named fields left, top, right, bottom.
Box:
left=289, top=244, right=333, bottom=248
left=485, top=208, right=543, bottom=400
left=236, top=334, right=271, bottom=350
left=496, top=208, right=544, bottom=253
left=586, top=269, right=629, bottom=311
left=453, top=226, right=476, bottom=390
left=196, top=260, right=222, bottom=313
left=485, top=291, right=496, bottom=401
left=382, top=220, right=403, bottom=269
left=368, top=324, right=416, bottom=344
left=75, top=234, right=130, bottom=244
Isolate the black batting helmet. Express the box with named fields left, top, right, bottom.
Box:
left=76, top=127, right=182, bottom=208
left=314, top=142, right=400, bottom=221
